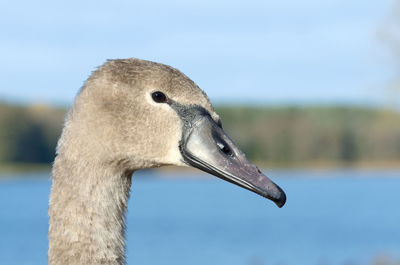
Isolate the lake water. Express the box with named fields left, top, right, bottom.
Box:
left=0, top=169, right=399, bottom=265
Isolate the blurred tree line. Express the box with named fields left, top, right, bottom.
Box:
left=217, top=106, right=400, bottom=166
left=0, top=103, right=65, bottom=164
left=1, top=102, right=400, bottom=167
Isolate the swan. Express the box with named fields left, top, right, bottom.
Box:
left=48, top=58, right=286, bottom=265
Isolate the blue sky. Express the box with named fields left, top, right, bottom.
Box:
left=0, top=0, right=397, bottom=106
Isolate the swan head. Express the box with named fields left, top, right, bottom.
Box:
left=60, top=58, right=286, bottom=207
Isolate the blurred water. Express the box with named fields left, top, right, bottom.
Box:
left=0, top=169, right=399, bottom=265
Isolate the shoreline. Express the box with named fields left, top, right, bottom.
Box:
left=1, top=161, right=400, bottom=179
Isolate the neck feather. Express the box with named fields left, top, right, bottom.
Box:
left=49, top=155, right=133, bottom=265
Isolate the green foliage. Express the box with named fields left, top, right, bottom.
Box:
left=1, top=102, right=399, bottom=166
left=0, top=103, right=65, bottom=164
left=216, top=105, right=400, bottom=165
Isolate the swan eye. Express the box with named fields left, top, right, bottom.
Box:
left=151, top=91, right=168, bottom=103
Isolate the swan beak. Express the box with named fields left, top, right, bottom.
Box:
left=178, top=110, right=286, bottom=208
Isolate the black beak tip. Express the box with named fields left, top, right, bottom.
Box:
left=275, top=193, right=286, bottom=208
left=273, top=186, right=287, bottom=208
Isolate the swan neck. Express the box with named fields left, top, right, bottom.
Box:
left=48, top=156, right=133, bottom=265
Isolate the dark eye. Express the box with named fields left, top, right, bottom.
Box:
left=151, top=91, right=167, bottom=103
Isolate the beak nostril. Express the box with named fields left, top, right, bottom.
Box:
left=217, top=142, right=233, bottom=156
